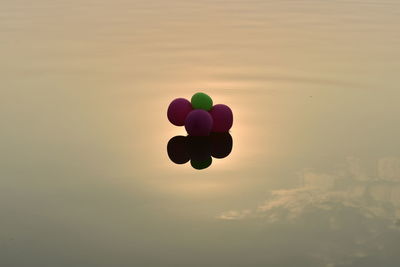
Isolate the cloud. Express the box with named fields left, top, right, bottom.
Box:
left=217, top=209, right=251, bottom=220
left=219, top=157, right=400, bottom=222
left=217, top=157, right=400, bottom=266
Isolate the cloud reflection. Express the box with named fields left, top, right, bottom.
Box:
left=218, top=157, right=400, bottom=266
left=167, top=133, right=233, bottom=170
left=220, top=157, right=400, bottom=222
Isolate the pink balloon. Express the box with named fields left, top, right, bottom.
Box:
left=167, top=98, right=193, bottom=126
left=185, top=110, right=213, bottom=136
left=209, top=104, right=233, bottom=132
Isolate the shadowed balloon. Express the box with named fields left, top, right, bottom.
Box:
left=167, top=133, right=233, bottom=170
left=210, top=132, right=233, bottom=159
left=167, top=136, right=190, bottom=164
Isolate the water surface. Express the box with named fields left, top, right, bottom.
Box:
left=1, top=0, right=400, bottom=266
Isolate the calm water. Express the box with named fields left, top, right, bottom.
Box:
left=1, top=0, right=400, bottom=266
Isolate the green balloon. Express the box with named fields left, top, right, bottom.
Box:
left=190, top=157, right=212, bottom=170
left=191, top=92, right=213, bottom=111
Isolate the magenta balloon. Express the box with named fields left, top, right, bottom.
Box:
left=185, top=110, right=213, bottom=136
left=167, top=98, right=193, bottom=126
left=210, top=104, right=233, bottom=132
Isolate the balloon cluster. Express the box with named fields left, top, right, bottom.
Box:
left=167, top=92, right=233, bottom=136
left=167, top=133, right=233, bottom=170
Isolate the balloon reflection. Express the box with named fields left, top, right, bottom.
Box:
left=167, top=133, right=233, bottom=170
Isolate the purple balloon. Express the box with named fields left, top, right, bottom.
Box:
left=185, top=110, right=213, bottom=136
left=167, top=98, right=193, bottom=126
left=209, top=104, right=233, bottom=132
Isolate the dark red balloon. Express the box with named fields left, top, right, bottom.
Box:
left=185, top=110, right=213, bottom=136
left=209, top=104, right=233, bottom=132
left=187, top=136, right=212, bottom=161
left=210, top=132, right=233, bottom=159
left=167, top=136, right=190, bottom=164
left=167, top=98, right=193, bottom=126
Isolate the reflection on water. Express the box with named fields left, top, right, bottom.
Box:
left=219, top=157, right=400, bottom=266
left=1, top=0, right=400, bottom=266
left=167, top=133, right=233, bottom=170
